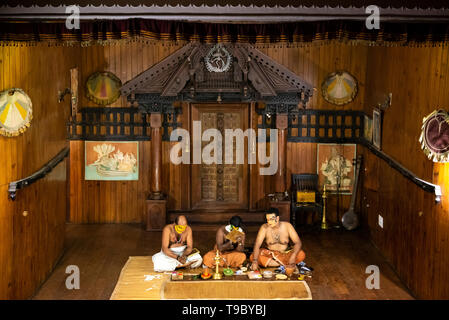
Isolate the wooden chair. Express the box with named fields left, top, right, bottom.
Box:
left=290, top=173, right=323, bottom=228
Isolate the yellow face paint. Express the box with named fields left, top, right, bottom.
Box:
left=175, top=225, right=186, bottom=234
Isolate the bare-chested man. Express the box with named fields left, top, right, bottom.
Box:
left=203, top=216, right=247, bottom=268
left=152, top=215, right=203, bottom=272
left=250, top=208, right=306, bottom=271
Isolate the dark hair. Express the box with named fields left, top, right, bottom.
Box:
left=229, top=215, right=243, bottom=228
left=266, top=207, right=280, bottom=217
left=175, top=215, right=187, bottom=225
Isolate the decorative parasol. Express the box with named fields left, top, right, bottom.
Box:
left=419, top=109, right=449, bottom=162
left=86, top=71, right=122, bottom=105
left=0, top=88, right=33, bottom=137
left=321, top=71, right=358, bottom=105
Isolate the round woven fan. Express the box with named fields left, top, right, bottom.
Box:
left=86, top=71, right=122, bottom=105
left=419, top=110, right=449, bottom=162
left=321, top=71, right=358, bottom=105
left=0, top=88, right=33, bottom=137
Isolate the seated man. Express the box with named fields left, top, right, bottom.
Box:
left=152, top=215, right=203, bottom=272
left=203, top=216, right=247, bottom=269
left=250, top=207, right=306, bottom=271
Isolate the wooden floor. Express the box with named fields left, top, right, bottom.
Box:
left=32, top=223, right=414, bottom=300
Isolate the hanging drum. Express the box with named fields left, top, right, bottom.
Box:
left=419, top=110, right=449, bottom=162
left=86, top=71, right=122, bottom=105
left=321, top=71, right=358, bottom=105
left=0, top=88, right=33, bottom=137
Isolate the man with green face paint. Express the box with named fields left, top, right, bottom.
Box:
left=152, top=215, right=203, bottom=272
left=250, top=208, right=306, bottom=272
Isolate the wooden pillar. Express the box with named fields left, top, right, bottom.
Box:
left=150, top=113, right=163, bottom=200
left=146, top=112, right=166, bottom=231
left=275, top=113, right=288, bottom=193
left=269, top=113, right=290, bottom=222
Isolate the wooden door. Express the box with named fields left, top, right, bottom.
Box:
left=191, top=104, right=249, bottom=210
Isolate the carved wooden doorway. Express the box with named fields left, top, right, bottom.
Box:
left=191, top=104, right=249, bottom=210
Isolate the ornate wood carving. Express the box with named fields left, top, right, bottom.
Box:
left=120, top=43, right=194, bottom=96
left=120, top=43, right=313, bottom=105
left=199, top=111, right=241, bottom=203
left=244, top=45, right=313, bottom=106
left=247, top=59, right=277, bottom=96
left=254, top=108, right=365, bottom=144
left=192, top=104, right=248, bottom=210
left=67, top=107, right=151, bottom=141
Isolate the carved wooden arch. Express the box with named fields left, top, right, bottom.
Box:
left=120, top=42, right=313, bottom=109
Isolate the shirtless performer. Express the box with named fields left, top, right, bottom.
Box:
left=152, top=215, right=203, bottom=272
left=203, top=216, right=247, bottom=268
left=250, top=208, right=306, bottom=271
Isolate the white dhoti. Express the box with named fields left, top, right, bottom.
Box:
left=152, top=245, right=203, bottom=272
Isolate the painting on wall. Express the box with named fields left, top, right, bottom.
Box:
left=364, top=115, right=373, bottom=143
left=373, top=108, right=382, bottom=150
left=85, top=141, right=138, bottom=181
left=317, top=144, right=356, bottom=194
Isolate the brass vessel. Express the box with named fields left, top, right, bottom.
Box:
left=213, top=250, right=222, bottom=280
left=321, top=185, right=329, bottom=230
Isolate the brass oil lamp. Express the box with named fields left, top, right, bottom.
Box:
left=213, top=250, right=223, bottom=280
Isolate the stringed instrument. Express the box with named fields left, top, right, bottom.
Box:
left=341, top=155, right=363, bottom=230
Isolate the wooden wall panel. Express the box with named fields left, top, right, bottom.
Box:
left=7, top=40, right=448, bottom=298
left=0, top=44, right=72, bottom=299
left=256, top=44, right=367, bottom=217
left=68, top=140, right=151, bottom=223
left=69, top=42, right=368, bottom=223
left=68, top=43, right=184, bottom=222
left=361, top=45, right=449, bottom=299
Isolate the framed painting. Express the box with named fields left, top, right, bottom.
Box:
left=317, top=144, right=357, bottom=195
left=85, top=141, right=139, bottom=181
left=364, top=115, right=373, bottom=143
left=373, top=108, right=382, bottom=150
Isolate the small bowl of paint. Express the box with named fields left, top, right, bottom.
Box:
left=263, top=271, right=273, bottom=279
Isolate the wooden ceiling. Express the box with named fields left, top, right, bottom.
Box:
left=2, top=1, right=449, bottom=23
left=2, top=1, right=449, bottom=9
